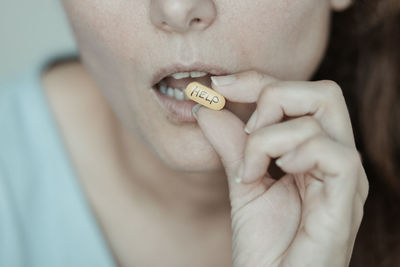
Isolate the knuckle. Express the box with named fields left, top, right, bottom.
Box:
left=246, top=70, right=265, bottom=83
left=246, top=132, right=264, bottom=153
left=305, top=134, right=327, bottom=149
left=320, top=79, right=340, bottom=90
left=356, top=203, right=364, bottom=220
left=300, top=116, right=323, bottom=133
left=342, top=148, right=362, bottom=174
left=246, top=129, right=276, bottom=157
left=259, top=83, right=279, bottom=102
left=319, top=80, right=344, bottom=100
left=355, top=193, right=366, bottom=225
left=361, top=182, right=369, bottom=204
left=359, top=169, right=369, bottom=203
left=244, top=69, right=278, bottom=86
left=348, top=149, right=362, bottom=165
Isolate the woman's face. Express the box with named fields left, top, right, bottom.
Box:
left=61, top=0, right=349, bottom=173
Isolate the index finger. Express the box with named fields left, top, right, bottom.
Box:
left=212, top=70, right=355, bottom=148
left=211, top=70, right=279, bottom=102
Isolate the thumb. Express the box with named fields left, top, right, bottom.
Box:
left=193, top=104, right=247, bottom=186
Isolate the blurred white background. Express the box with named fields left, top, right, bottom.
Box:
left=0, top=0, right=76, bottom=81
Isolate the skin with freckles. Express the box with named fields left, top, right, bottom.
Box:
left=40, top=0, right=367, bottom=266
left=60, top=0, right=332, bottom=172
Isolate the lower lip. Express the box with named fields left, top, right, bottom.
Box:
left=151, top=87, right=198, bottom=122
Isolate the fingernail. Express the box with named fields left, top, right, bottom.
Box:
left=245, top=110, right=258, bottom=134
left=235, top=163, right=244, bottom=183
left=192, top=104, right=202, bottom=120
left=276, top=151, right=296, bottom=167
left=275, top=158, right=283, bottom=167
left=211, top=75, right=236, bottom=86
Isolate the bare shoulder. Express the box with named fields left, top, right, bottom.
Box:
left=41, top=59, right=115, bottom=129
left=41, top=60, right=114, bottom=164
left=41, top=60, right=104, bottom=116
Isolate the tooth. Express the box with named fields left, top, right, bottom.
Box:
left=167, top=87, right=174, bottom=97
left=190, top=71, right=207, bottom=78
left=184, top=92, right=190, bottom=100
left=171, top=72, right=190, bottom=79
left=183, top=87, right=190, bottom=100
left=159, top=82, right=167, bottom=94
left=174, top=88, right=184, bottom=100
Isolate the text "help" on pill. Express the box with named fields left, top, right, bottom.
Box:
left=185, top=82, right=226, bottom=111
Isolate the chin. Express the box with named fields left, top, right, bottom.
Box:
left=166, top=156, right=223, bottom=173
left=157, top=139, right=224, bottom=173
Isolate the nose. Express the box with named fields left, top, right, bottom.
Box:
left=150, top=0, right=217, bottom=33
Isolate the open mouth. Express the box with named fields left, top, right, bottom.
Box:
left=154, top=71, right=213, bottom=101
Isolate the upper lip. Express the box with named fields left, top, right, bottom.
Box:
left=151, top=62, right=230, bottom=86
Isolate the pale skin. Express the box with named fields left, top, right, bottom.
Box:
left=196, top=72, right=369, bottom=266
left=41, top=0, right=369, bottom=266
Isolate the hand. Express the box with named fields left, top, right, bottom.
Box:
left=193, top=70, right=369, bottom=267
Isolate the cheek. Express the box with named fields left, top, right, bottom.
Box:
left=221, top=0, right=331, bottom=80
left=62, top=0, right=153, bottom=129
left=63, top=0, right=149, bottom=66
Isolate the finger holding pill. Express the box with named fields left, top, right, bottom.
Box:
left=185, top=82, right=226, bottom=110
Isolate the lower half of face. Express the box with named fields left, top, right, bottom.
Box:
left=62, top=0, right=332, bottom=173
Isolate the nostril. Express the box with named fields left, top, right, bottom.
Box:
left=160, top=18, right=202, bottom=30
left=189, top=17, right=202, bottom=27
left=160, top=21, right=172, bottom=31
left=151, top=0, right=216, bottom=33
